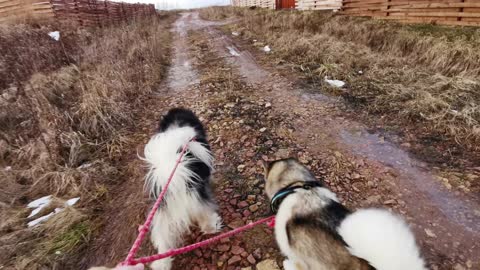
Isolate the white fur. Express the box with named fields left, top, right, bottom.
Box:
left=143, top=126, right=220, bottom=270
left=338, top=209, right=427, bottom=270
left=274, top=187, right=337, bottom=269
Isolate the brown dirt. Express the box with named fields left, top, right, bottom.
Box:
left=198, top=7, right=480, bottom=172
left=88, top=12, right=479, bottom=270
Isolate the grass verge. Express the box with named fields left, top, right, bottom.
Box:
left=0, top=13, right=175, bottom=269
left=199, top=7, right=480, bottom=167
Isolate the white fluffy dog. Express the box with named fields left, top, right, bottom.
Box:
left=144, top=108, right=222, bottom=270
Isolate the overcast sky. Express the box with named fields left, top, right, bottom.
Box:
left=115, top=0, right=230, bottom=9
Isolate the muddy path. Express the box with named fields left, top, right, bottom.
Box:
left=179, top=13, right=480, bottom=269
left=84, top=12, right=479, bottom=270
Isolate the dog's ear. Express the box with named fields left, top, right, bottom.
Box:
left=261, top=159, right=270, bottom=177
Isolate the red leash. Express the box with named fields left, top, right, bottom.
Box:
left=122, top=138, right=275, bottom=266
left=128, top=216, right=274, bottom=265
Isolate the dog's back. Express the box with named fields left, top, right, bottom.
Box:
left=265, top=159, right=427, bottom=270
left=276, top=188, right=374, bottom=270
left=145, top=108, right=213, bottom=199
left=144, top=108, right=221, bottom=270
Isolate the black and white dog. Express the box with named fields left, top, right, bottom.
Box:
left=264, top=158, right=427, bottom=270
left=143, top=108, right=221, bottom=270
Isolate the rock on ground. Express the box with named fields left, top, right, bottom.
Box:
left=256, top=259, right=280, bottom=270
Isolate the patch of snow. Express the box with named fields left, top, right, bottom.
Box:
left=78, top=163, right=92, bottom=169
left=27, top=196, right=79, bottom=227
left=4, top=166, right=12, bottom=171
left=358, top=70, right=363, bottom=74
left=48, top=31, right=60, bottom=41
left=232, top=31, right=240, bottom=36
left=27, top=195, right=52, bottom=209
left=227, top=46, right=240, bottom=57
left=262, top=45, right=271, bottom=53
left=324, top=77, right=346, bottom=88
left=28, top=207, right=44, bottom=218
left=28, top=212, right=55, bottom=227
left=253, top=39, right=257, bottom=42
left=66, top=197, right=80, bottom=206
left=27, top=195, right=52, bottom=218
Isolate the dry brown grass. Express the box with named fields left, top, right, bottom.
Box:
left=200, top=7, right=480, bottom=158
left=0, top=14, right=175, bottom=269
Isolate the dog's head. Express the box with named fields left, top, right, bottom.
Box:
left=262, top=158, right=322, bottom=199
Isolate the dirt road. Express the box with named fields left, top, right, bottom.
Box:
left=85, top=13, right=480, bottom=270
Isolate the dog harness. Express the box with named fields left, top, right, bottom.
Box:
left=270, top=181, right=323, bottom=214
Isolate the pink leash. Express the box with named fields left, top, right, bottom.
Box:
left=128, top=216, right=274, bottom=265
left=122, top=138, right=275, bottom=266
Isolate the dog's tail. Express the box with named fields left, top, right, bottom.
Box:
left=143, top=125, right=213, bottom=198
left=338, top=209, right=427, bottom=270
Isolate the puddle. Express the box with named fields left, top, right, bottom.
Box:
left=341, top=129, right=480, bottom=233
left=166, top=13, right=239, bottom=92
left=167, top=13, right=199, bottom=91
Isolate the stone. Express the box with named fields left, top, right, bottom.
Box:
left=228, top=220, right=244, bottom=229
left=238, top=201, right=249, bottom=208
left=247, top=254, right=256, bottom=264
left=256, top=259, right=280, bottom=270
left=259, top=127, right=267, bottom=132
left=253, top=248, right=262, bottom=259
left=425, top=229, right=437, bottom=238
left=238, top=164, right=246, bottom=172
left=228, top=255, right=242, bottom=265
left=247, top=195, right=256, bottom=202
left=383, top=199, right=396, bottom=205
left=364, top=195, right=381, bottom=204
left=231, top=246, right=245, bottom=255
left=216, top=244, right=230, bottom=252
left=194, top=249, right=202, bottom=257
left=352, top=173, right=361, bottom=179
left=249, top=204, right=259, bottom=212
left=241, top=267, right=252, bottom=270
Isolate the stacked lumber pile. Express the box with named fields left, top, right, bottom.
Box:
left=232, top=0, right=276, bottom=9
left=0, top=0, right=156, bottom=26
left=296, top=0, right=342, bottom=11
left=341, top=0, right=480, bottom=27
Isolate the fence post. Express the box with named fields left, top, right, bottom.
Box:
left=458, top=0, right=465, bottom=22
left=73, top=0, right=82, bottom=26
left=385, top=0, right=391, bottom=17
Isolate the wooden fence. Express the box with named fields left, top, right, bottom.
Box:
left=296, top=0, right=342, bottom=11
left=0, top=0, right=53, bottom=23
left=341, top=0, right=480, bottom=27
left=0, top=0, right=156, bottom=26
left=232, top=0, right=276, bottom=9
left=232, top=0, right=480, bottom=26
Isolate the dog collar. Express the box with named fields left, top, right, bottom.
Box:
left=270, top=181, right=323, bottom=214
